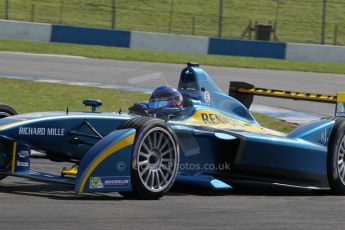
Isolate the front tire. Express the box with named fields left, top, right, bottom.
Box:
left=119, top=117, right=179, bottom=200
left=328, top=118, right=345, bottom=194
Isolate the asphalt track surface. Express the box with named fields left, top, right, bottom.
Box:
left=1, top=159, right=345, bottom=230
left=1, top=52, right=345, bottom=229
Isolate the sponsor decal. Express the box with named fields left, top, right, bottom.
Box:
left=18, top=127, right=65, bottom=136
left=338, top=102, right=345, bottom=112
left=336, top=102, right=345, bottom=117
left=103, top=177, right=130, bottom=187
left=201, top=112, right=243, bottom=128
left=172, top=109, right=285, bottom=136
left=89, top=177, right=104, bottom=189
left=17, top=161, right=29, bottom=167
left=321, top=129, right=328, bottom=145
left=89, top=176, right=130, bottom=189
left=18, top=150, right=30, bottom=158
left=203, top=91, right=211, bottom=103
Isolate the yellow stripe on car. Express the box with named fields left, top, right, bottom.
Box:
left=61, top=165, right=79, bottom=177
left=172, top=109, right=284, bottom=136
left=79, top=133, right=135, bottom=192
left=11, top=142, right=17, bottom=174
left=0, top=120, right=29, bottom=131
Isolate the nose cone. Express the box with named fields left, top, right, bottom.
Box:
left=0, top=117, right=28, bottom=132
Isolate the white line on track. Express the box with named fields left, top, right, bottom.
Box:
left=0, top=51, right=86, bottom=59
left=0, top=75, right=153, bottom=93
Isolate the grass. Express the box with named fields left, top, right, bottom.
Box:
left=253, top=112, right=295, bottom=133
left=1, top=38, right=345, bottom=74
left=0, top=78, right=294, bottom=133
left=0, top=78, right=148, bottom=114
left=0, top=0, right=344, bottom=45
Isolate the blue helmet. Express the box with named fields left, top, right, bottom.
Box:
left=148, top=86, right=183, bottom=110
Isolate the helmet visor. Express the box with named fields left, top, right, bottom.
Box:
left=148, top=100, right=169, bottom=109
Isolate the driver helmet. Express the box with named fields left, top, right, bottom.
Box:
left=148, top=86, right=183, bottom=110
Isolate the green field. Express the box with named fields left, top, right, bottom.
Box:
left=0, top=0, right=344, bottom=45
left=0, top=78, right=148, bottom=114
left=0, top=78, right=294, bottom=132
left=2, top=38, right=345, bottom=74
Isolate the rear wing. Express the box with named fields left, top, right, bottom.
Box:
left=229, top=81, right=345, bottom=117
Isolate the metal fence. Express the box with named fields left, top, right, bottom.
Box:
left=0, top=0, right=344, bottom=46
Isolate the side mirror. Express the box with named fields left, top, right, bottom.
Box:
left=83, top=99, right=102, bottom=113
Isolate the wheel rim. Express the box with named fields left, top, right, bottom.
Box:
left=136, top=127, right=178, bottom=192
left=337, top=135, right=345, bottom=185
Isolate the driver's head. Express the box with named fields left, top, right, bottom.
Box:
left=148, top=86, right=183, bottom=110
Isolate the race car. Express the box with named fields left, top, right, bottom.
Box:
left=1, top=62, right=345, bottom=200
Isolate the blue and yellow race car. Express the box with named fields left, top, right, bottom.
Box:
left=1, top=63, right=345, bottom=199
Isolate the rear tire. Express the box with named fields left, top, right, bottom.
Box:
left=119, top=117, right=179, bottom=200
left=328, top=118, right=345, bottom=194
left=0, top=104, right=17, bottom=118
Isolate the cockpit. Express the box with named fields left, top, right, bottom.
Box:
left=128, top=63, right=256, bottom=124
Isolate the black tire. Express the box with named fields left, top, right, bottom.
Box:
left=119, top=117, right=179, bottom=200
left=327, top=118, right=345, bottom=194
left=0, top=104, right=17, bottom=119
